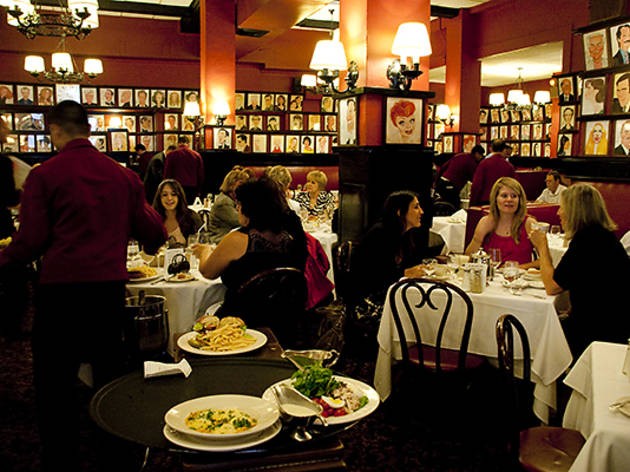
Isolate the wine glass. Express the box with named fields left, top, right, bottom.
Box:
left=503, top=260, right=521, bottom=294
left=422, top=258, right=438, bottom=277
left=488, top=248, right=502, bottom=280
left=550, top=225, right=562, bottom=244
left=127, top=240, right=142, bottom=268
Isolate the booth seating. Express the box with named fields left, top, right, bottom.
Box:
left=514, top=168, right=548, bottom=201
left=575, top=180, right=630, bottom=238
left=249, top=166, right=339, bottom=191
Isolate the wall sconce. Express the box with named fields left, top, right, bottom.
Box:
left=211, top=101, right=230, bottom=126
left=183, top=100, right=204, bottom=149
left=387, top=22, right=432, bottom=91
left=435, top=104, right=456, bottom=127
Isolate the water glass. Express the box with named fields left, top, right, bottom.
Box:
left=422, top=258, right=438, bottom=277
left=488, top=248, right=502, bottom=280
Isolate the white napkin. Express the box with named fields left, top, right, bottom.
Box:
left=448, top=209, right=467, bottom=223
left=193, top=196, right=202, bottom=206
left=144, top=358, right=192, bottom=379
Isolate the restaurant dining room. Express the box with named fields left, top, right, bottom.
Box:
left=2, top=0, right=630, bottom=471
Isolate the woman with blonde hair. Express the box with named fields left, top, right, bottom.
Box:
left=466, top=177, right=539, bottom=267
left=530, top=183, right=630, bottom=356
left=584, top=122, right=608, bottom=155
left=267, top=165, right=301, bottom=214
left=295, top=169, right=335, bottom=219
left=206, top=168, right=251, bottom=243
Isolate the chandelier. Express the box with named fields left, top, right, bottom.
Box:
left=3, top=0, right=99, bottom=40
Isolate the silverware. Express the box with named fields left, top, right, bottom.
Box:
left=150, top=277, right=165, bottom=285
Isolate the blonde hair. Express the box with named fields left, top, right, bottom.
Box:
left=306, top=170, right=327, bottom=191
left=560, top=183, right=617, bottom=240
left=219, top=169, right=250, bottom=194
left=489, top=177, right=528, bottom=243
left=267, top=165, right=293, bottom=190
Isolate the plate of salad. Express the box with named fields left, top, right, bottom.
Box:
left=262, top=365, right=380, bottom=425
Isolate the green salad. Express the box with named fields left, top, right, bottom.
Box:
left=290, top=365, right=340, bottom=398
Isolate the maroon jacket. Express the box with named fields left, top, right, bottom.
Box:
left=0, top=138, right=167, bottom=284
left=437, top=152, right=479, bottom=191
left=163, top=145, right=204, bottom=190
left=469, top=153, right=515, bottom=206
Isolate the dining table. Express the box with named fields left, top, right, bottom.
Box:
left=562, top=341, right=630, bottom=472
left=374, top=271, right=572, bottom=424
left=430, top=213, right=467, bottom=254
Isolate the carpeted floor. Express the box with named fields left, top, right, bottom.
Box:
left=0, top=295, right=519, bottom=472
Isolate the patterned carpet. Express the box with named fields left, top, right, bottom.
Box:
left=0, top=300, right=518, bottom=472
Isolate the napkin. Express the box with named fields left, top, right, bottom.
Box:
left=144, top=358, right=192, bottom=379
left=448, top=209, right=467, bottom=223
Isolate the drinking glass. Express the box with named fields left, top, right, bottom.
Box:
left=127, top=240, right=142, bottom=268
left=422, top=258, right=438, bottom=277
left=186, top=234, right=199, bottom=270
left=503, top=260, right=520, bottom=283
left=550, top=225, right=562, bottom=244
left=488, top=248, right=502, bottom=280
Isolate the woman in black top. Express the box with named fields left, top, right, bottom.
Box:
left=530, top=183, right=630, bottom=357
left=152, top=179, right=202, bottom=247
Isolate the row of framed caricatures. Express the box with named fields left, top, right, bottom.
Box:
left=0, top=82, right=199, bottom=109
left=556, top=70, right=630, bottom=117
left=231, top=133, right=337, bottom=154
left=582, top=20, right=630, bottom=71
left=235, top=92, right=336, bottom=113
left=235, top=112, right=338, bottom=133
left=479, top=104, right=552, bottom=125
left=480, top=122, right=552, bottom=142
left=558, top=119, right=630, bottom=157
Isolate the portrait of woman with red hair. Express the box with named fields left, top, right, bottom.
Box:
left=386, top=97, right=422, bottom=144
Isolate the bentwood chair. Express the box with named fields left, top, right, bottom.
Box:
left=496, top=314, right=585, bottom=471
left=196, top=209, right=211, bottom=230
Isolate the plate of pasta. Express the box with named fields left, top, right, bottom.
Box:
left=177, top=315, right=267, bottom=356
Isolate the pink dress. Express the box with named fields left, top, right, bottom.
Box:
left=483, top=223, right=534, bottom=265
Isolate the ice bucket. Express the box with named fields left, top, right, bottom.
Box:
left=124, top=294, right=169, bottom=359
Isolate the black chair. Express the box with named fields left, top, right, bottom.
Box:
left=432, top=199, right=458, bottom=216
left=197, top=208, right=211, bottom=229
left=235, top=267, right=307, bottom=349
left=496, top=314, right=585, bottom=471
left=331, top=240, right=356, bottom=304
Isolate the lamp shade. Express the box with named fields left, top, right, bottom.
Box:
left=507, top=89, right=524, bottom=104
left=489, top=93, right=505, bottom=106
left=309, top=40, right=348, bottom=71
left=183, top=100, right=201, bottom=117
left=7, top=0, right=34, bottom=26
left=24, top=55, right=45, bottom=74
left=212, top=100, right=230, bottom=117
left=300, top=74, right=317, bottom=87
left=391, top=22, right=432, bottom=62
left=518, top=93, right=531, bottom=106
left=83, top=58, right=103, bottom=75
left=52, top=52, right=74, bottom=73
left=533, top=90, right=550, bottom=104
left=68, top=0, right=100, bottom=29
left=435, top=104, right=451, bottom=121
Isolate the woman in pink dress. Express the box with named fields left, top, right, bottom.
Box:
left=465, top=177, right=539, bottom=268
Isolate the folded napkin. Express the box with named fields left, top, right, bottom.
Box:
left=144, top=358, right=192, bottom=379
left=448, top=209, right=467, bottom=223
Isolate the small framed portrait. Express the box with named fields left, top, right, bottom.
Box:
left=163, top=133, right=178, bottom=149
left=321, top=96, right=334, bottom=113
left=532, top=142, right=542, bottom=157
left=543, top=142, right=552, bottom=157
left=246, top=93, right=261, bottom=110
left=248, top=115, right=263, bottom=131
left=490, top=126, right=499, bottom=140
left=16, top=85, right=35, bottom=105
left=324, top=115, right=337, bottom=132
left=235, top=115, right=248, bottom=131
left=613, top=119, right=630, bottom=156
left=490, top=108, right=500, bottom=124
left=37, top=86, right=55, bottom=106
left=89, top=135, right=107, bottom=152
left=499, top=125, right=508, bottom=139
left=270, top=134, right=284, bottom=153
left=510, top=124, right=520, bottom=140
left=521, top=108, right=532, bottom=121
left=151, top=89, right=166, bottom=108
left=289, top=94, right=304, bottom=111
left=235, top=92, right=245, bottom=111
left=584, top=29, right=609, bottom=70
left=289, top=113, right=303, bottom=131
left=36, top=135, right=52, bottom=152
left=532, top=106, right=544, bottom=122
left=560, top=106, right=576, bottom=131
left=434, top=141, right=443, bottom=154
left=479, top=127, right=488, bottom=141
left=583, top=120, right=609, bottom=155
left=266, top=115, right=281, bottom=131
left=308, top=114, right=321, bottom=131
left=15, top=113, right=44, bottom=131
left=427, top=104, right=435, bottom=121
left=609, top=22, right=630, bottom=67
left=581, top=76, right=606, bottom=115
left=184, top=90, right=199, bottom=104
left=167, top=90, right=182, bottom=109
left=0, top=84, right=14, bottom=105
left=140, top=134, right=154, bottom=152
left=274, top=94, right=288, bottom=112
left=509, top=109, right=521, bottom=123
left=55, top=84, right=80, bottom=103
left=164, top=113, right=179, bottom=131
left=109, top=130, right=128, bottom=152
left=181, top=118, right=194, bottom=132
left=557, top=76, right=575, bottom=104
left=81, top=87, right=98, bottom=106
left=2, top=134, right=18, bottom=152
left=135, top=89, right=150, bottom=108
left=443, top=135, right=453, bottom=153
left=426, top=123, right=433, bottom=140
left=122, top=115, right=136, bottom=133
left=100, top=88, right=116, bottom=107
left=128, top=134, right=136, bottom=149
left=301, top=135, right=315, bottom=153
left=520, top=142, right=531, bottom=157
left=462, top=134, right=476, bottom=153
left=88, top=114, right=105, bottom=132
left=557, top=133, right=573, bottom=156
left=500, top=109, right=511, bottom=124
left=19, top=135, right=36, bottom=152
left=212, top=127, right=232, bottom=150
left=261, top=93, right=275, bottom=111
left=235, top=133, right=251, bottom=153
left=479, top=108, right=488, bottom=124
left=1, top=113, right=13, bottom=129
left=251, top=134, right=267, bottom=153
left=520, top=124, right=531, bottom=140
left=545, top=103, right=553, bottom=119
left=339, top=97, right=358, bottom=145
left=118, top=88, right=133, bottom=107
left=139, top=115, right=153, bottom=133
left=385, top=97, right=423, bottom=145
left=285, top=135, right=300, bottom=153
left=612, top=72, right=630, bottom=114
left=532, top=123, right=544, bottom=140
left=316, top=135, right=330, bottom=154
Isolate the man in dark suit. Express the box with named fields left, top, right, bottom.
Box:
left=558, top=78, right=574, bottom=104
left=612, top=24, right=630, bottom=66
left=17, top=86, right=34, bottom=105
left=614, top=120, right=630, bottom=156
left=612, top=73, right=630, bottom=113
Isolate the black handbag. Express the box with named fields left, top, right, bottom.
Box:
left=167, top=253, right=190, bottom=275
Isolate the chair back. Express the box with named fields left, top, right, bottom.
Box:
left=433, top=200, right=458, bottom=216
left=388, top=277, right=474, bottom=373
left=331, top=240, right=356, bottom=303
left=496, top=314, right=531, bottom=383
left=197, top=209, right=211, bottom=229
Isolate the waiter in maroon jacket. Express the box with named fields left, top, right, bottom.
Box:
left=0, top=101, right=167, bottom=472
left=435, top=144, right=485, bottom=208
left=163, top=135, right=205, bottom=204
left=469, top=139, right=516, bottom=206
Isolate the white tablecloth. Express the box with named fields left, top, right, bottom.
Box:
left=126, top=270, right=226, bottom=355
left=431, top=216, right=466, bottom=254
left=563, top=341, right=630, bottom=472
left=374, top=275, right=572, bottom=423
left=547, top=233, right=568, bottom=267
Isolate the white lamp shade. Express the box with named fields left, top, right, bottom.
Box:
left=52, top=52, right=74, bottom=73
left=507, top=89, right=524, bottom=103
left=183, top=100, right=201, bottom=117
left=108, top=116, right=122, bottom=129
left=391, top=22, right=432, bottom=62
left=212, top=101, right=230, bottom=117
left=489, top=93, right=505, bottom=106
left=533, top=90, right=550, bottom=103
left=300, top=74, right=317, bottom=87
left=309, top=40, right=348, bottom=71
left=435, top=104, right=451, bottom=121
left=83, top=58, right=103, bottom=75
left=24, top=55, right=45, bottom=73
left=519, top=93, right=531, bottom=106
left=68, top=0, right=99, bottom=29
left=7, top=0, right=34, bottom=26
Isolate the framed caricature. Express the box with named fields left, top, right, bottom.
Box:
left=499, top=125, right=508, bottom=139
left=520, top=124, right=531, bottom=140
left=532, top=142, right=541, bottom=157
left=88, top=114, right=105, bottom=132
left=270, top=134, right=284, bottom=153
left=109, top=130, right=128, bottom=152
left=167, top=90, right=182, bottom=109
left=212, top=127, right=232, bottom=150
left=81, top=87, right=98, bottom=106
left=16, top=85, right=34, bottom=105
left=307, top=114, right=321, bottom=131
left=274, top=94, right=288, bottom=112
left=100, top=88, right=116, bottom=107
left=338, top=97, right=357, bottom=145
left=184, top=90, right=199, bottom=104
left=164, top=113, right=179, bottom=131
left=301, top=135, right=314, bottom=153
left=235, top=115, right=248, bottom=131
left=286, top=135, right=299, bottom=153
left=321, top=96, right=334, bottom=113
left=20, top=135, right=35, bottom=152
left=246, top=93, right=261, bottom=110
left=532, top=123, right=544, bottom=140
left=479, top=108, right=488, bottom=124
left=151, top=89, right=166, bottom=108
left=324, top=115, right=337, bottom=132
left=249, top=115, right=263, bottom=131
left=37, top=86, right=54, bottom=106
left=557, top=76, right=576, bottom=104
left=289, top=114, right=303, bottom=131
left=261, top=93, right=275, bottom=111
left=36, top=135, right=52, bottom=152
left=235, top=133, right=251, bottom=152
left=442, top=135, right=453, bottom=153
left=1, top=113, right=12, bottom=129
left=560, top=105, right=576, bottom=130
left=557, top=133, right=573, bottom=156
left=583, top=120, right=609, bottom=155
left=163, top=133, right=178, bottom=149
left=139, top=134, right=154, bottom=152
left=520, top=142, right=531, bottom=156
left=122, top=115, right=136, bottom=133
left=462, top=134, right=476, bottom=152
left=611, top=72, right=630, bottom=114
left=584, top=29, right=609, bottom=70
left=581, top=76, right=606, bottom=115
left=490, top=108, right=500, bottom=124
left=500, top=109, right=511, bottom=124
left=266, top=115, right=281, bottom=131
left=609, top=22, right=630, bottom=67
left=385, top=97, right=423, bottom=145
left=510, top=125, right=520, bottom=140
left=235, top=92, right=245, bottom=111
left=55, top=84, right=80, bottom=103
left=289, top=94, right=303, bottom=111
left=135, top=89, right=150, bottom=108
left=613, top=119, right=630, bottom=156
left=139, top=115, right=153, bottom=133
left=118, top=88, right=133, bottom=107
left=0, top=84, right=14, bottom=105
left=251, top=134, right=267, bottom=153
left=316, top=135, right=330, bottom=153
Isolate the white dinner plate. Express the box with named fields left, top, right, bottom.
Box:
left=523, top=273, right=542, bottom=281
left=177, top=329, right=267, bottom=356
left=127, top=268, right=162, bottom=283
left=163, top=420, right=282, bottom=452
left=166, top=272, right=196, bottom=283
left=527, top=280, right=545, bottom=289
left=262, top=375, right=380, bottom=425
left=164, top=394, right=279, bottom=440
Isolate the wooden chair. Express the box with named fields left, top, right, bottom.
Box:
left=196, top=208, right=211, bottom=230
left=331, top=240, right=356, bottom=304
left=496, top=314, right=585, bottom=471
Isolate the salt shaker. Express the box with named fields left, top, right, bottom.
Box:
left=462, top=263, right=472, bottom=291
left=622, top=338, right=630, bottom=377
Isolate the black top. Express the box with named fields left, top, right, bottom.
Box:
left=554, top=224, right=630, bottom=357
left=0, top=155, right=20, bottom=238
